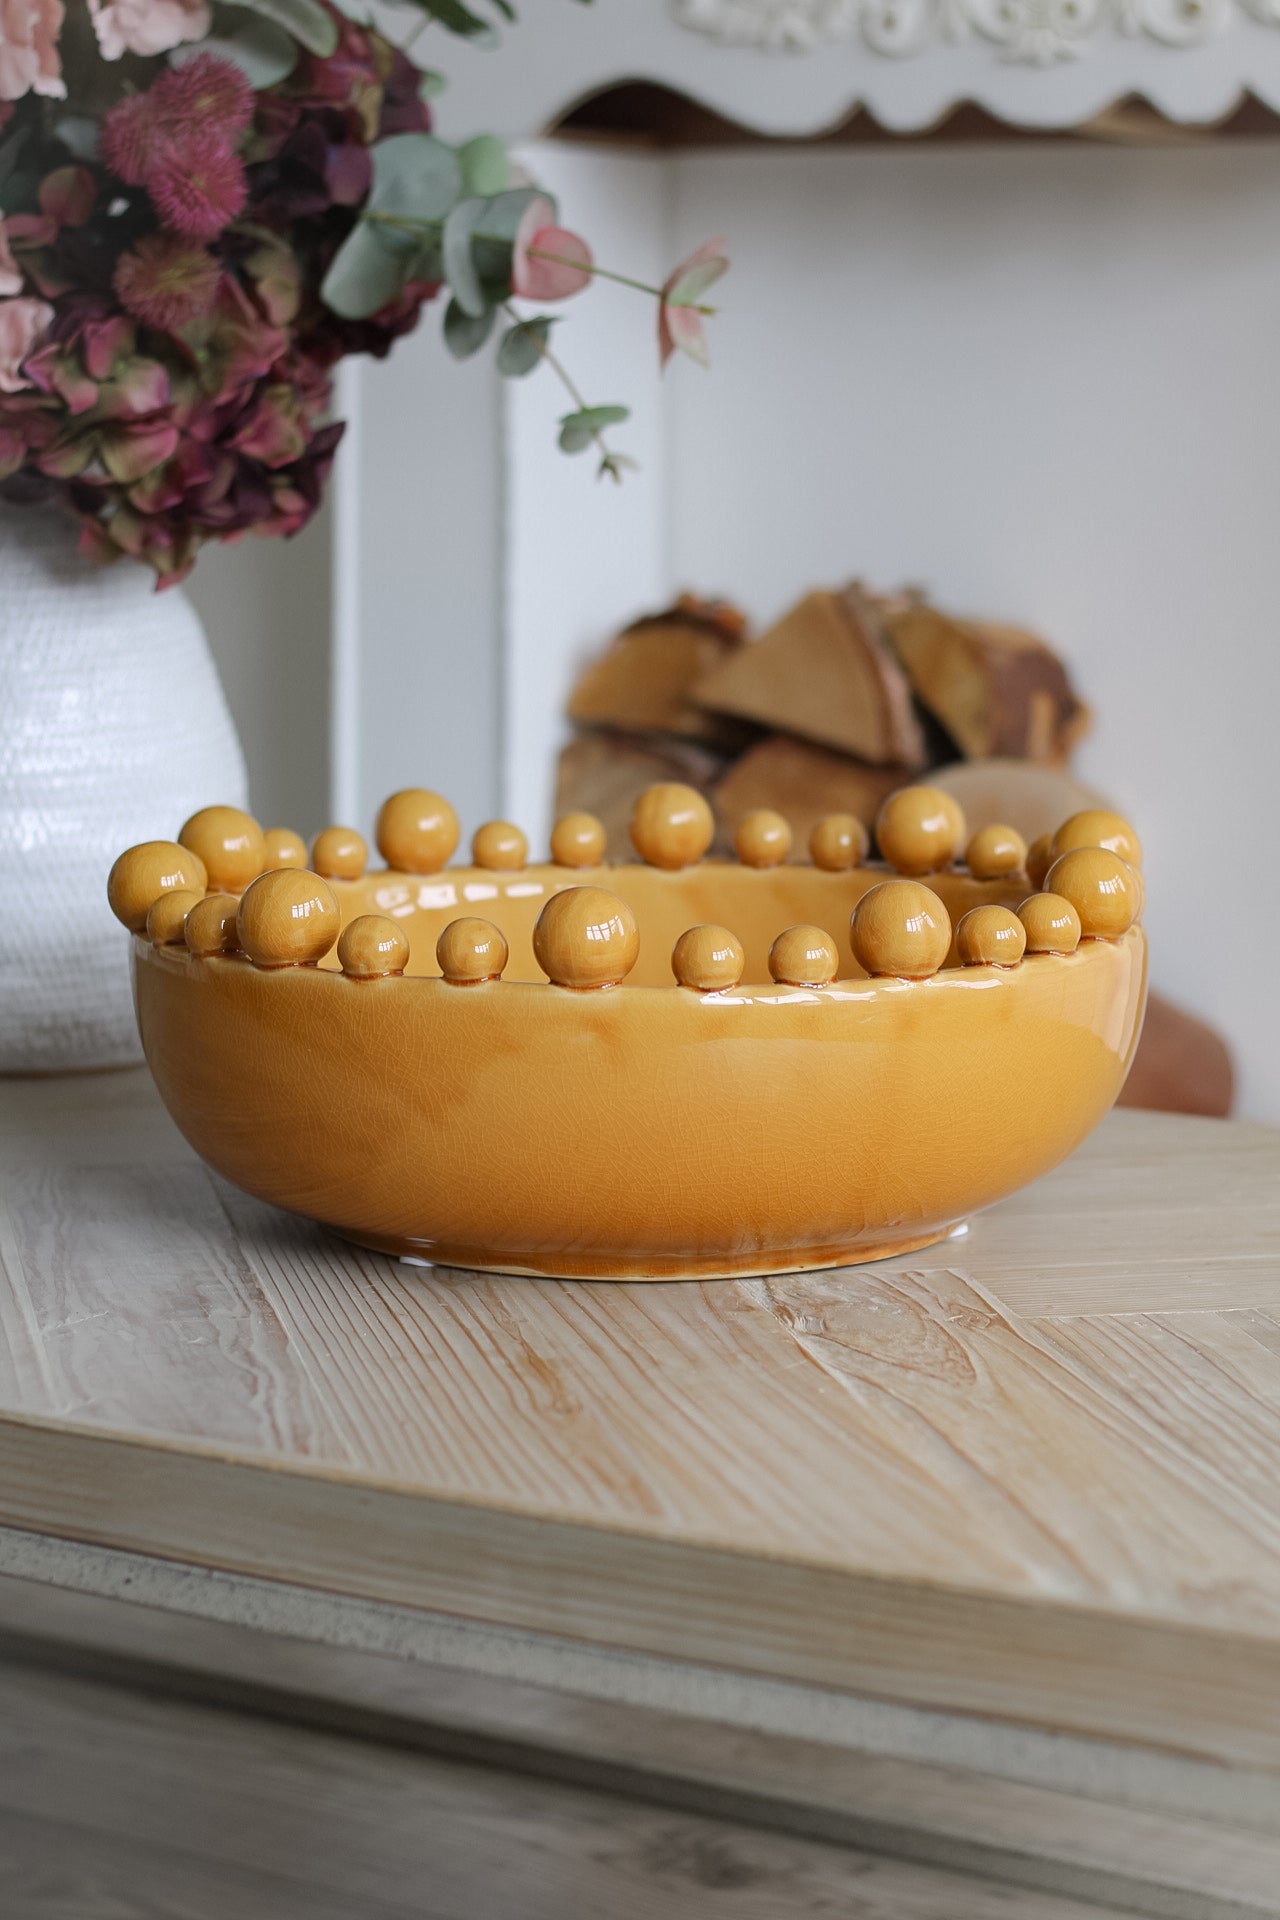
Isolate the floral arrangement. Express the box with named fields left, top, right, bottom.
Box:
left=0, top=0, right=727, bottom=584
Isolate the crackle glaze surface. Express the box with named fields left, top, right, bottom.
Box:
left=116, top=787, right=1149, bottom=1279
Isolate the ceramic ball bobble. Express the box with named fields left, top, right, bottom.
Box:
left=472, top=821, right=528, bottom=872
left=145, top=889, right=203, bottom=947
left=179, top=806, right=265, bottom=894
left=876, top=786, right=965, bottom=877
left=107, top=841, right=208, bottom=934
left=1052, top=809, right=1143, bottom=871
left=810, top=813, right=868, bottom=872
left=630, top=783, right=714, bottom=871
left=1044, top=848, right=1139, bottom=942
left=534, top=888, right=639, bottom=990
left=311, top=826, right=367, bottom=882
left=436, top=918, right=509, bottom=985
left=238, top=870, right=340, bottom=969
left=734, top=810, right=792, bottom=869
left=769, top=925, right=840, bottom=988
left=851, top=881, right=952, bottom=981
left=672, top=925, right=745, bottom=994
left=340, top=915, right=411, bottom=980
left=376, top=789, right=460, bottom=875
left=185, top=894, right=242, bottom=957
left=262, top=827, right=308, bottom=872
left=956, top=905, right=1027, bottom=969
left=550, top=812, right=607, bottom=869
left=1018, top=893, right=1082, bottom=956
left=966, top=824, right=1027, bottom=882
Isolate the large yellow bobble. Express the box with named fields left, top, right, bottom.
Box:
left=376, top=789, right=459, bottom=874
left=1051, top=808, right=1142, bottom=870
left=956, top=905, right=1026, bottom=968
left=875, top=786, right=965, bottom=876
left=672, top=925, right=745, bottom=993
left=238, top=869, right=340, bottom=967
left=629, top=784, right=714, bottom=871
left=850, top=880, right=951, bottom=979
left=107, top=840, right=207, bottom=933
left=1043, top=848, right=1139, bottom=941
left=179, top=806, right=265, bottom=893
left=534, top=887, right=639, bottom=988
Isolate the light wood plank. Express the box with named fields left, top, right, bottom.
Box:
left=0, top=1656, right=1132, bottom=1920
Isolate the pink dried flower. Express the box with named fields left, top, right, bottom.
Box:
left=0, top=295, right=54, bottom=390
left=0, top=216, right=20, bottom=297
left=148, top=134, right=247, bottom=242
left=153, top=52, right=253, bottom=135
left=100, top=93, right=158, bottom=187
left=114, top=235, right=221, bottom=332
left=658, top=236, right=729, bottom=370
left=511, top=196, right=592, bottom=302
left=0, top=0, right=63, bottom=102
left=87, top=0, right=208, bottom=60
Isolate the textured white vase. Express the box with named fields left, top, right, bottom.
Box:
left=0, top=506, right=247, bottom=1072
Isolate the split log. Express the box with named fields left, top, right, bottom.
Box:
left=695, top=585, right=927, bottom=769
left=567, top=595, right=749, bottom=750
left=884, top=602, right=1088, bottom=764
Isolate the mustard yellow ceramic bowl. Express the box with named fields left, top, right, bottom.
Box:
left=108, top=787, right=1147, bottom=1279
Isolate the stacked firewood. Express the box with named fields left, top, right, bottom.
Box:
left=556, top=584, right=1090, bottom=856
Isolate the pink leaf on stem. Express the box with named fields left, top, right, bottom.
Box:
left=0, top=218, right=20, bottom=297
left=658, top=235, right=728, bottom=370
left=0, top=295, right=54, bottom=391
left=511, top=196, right=593, bottom=302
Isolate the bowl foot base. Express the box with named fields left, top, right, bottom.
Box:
left=339, top=1223, right=964, bottom=1281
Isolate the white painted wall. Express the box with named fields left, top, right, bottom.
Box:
left=666, top=140, right=1280, bottom=1119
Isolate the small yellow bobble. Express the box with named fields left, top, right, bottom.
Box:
left=1043, top=848, right=1139, bottom=941
left=672, top=925, right=745, bottom=993
left=375, top=789, right=460, bottom=875
left=311, top=826, right=367, bottom=881
left=145, top=888, right=202, bottom=947
left=436, top=917, right=508, bottom=985
left=339, top=914, right=411, bottom=979
left=965, top=823, right=1027, bottom=881
left=238, top=869, right=340, bottom=968
left=1052, top=808, right=1142, bottom=871
left=629, top=783, right=714, bottom=871
left=875, top=786, right=966, bottom=876
left=850, top=880, right=952, bottom=980
left=533, top=887, right=639, bottom=989
left=1018, top=892, right=1082, bottom=955
left=769, top=925, right=840, bottom=987
left=1026, top=833, right=1055, bottom=891
left=809, top=813, right=868, bottom=872
left=185, top=893, right=241, bottom=957
left=179, top=806, right=265, bottom=894
left=107, top=840, right=208, bottom=933
left=550, top=811, right=607, bottom=868
left=471, top=820, right=528, bottom=871
left=734, top=809, right=792, bottom=869
left=956, top=905, right=1027, bottom=968
left=262, top=827, right=308, bottom=871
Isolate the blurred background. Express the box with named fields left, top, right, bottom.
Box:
left=189, top=0, right=1280, bottom=1116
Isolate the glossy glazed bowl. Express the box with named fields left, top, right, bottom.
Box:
left=109, top=787, right=1147, bottom=1279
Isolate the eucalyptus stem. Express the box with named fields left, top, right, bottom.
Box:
left=500, top=301, right=622, bottom=479
left=527, top=247, right=715, bottom=314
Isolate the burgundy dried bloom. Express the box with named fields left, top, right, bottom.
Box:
left=158, top=53, right=253, bottom=137
left=114, top=235, right=221, bottom=331
left=148, top=133, right=247, bottom=241
left=99, top=92, right=156, bottom=186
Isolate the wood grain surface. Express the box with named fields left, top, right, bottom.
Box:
left=4, top=1071, right=1280, bottom=1767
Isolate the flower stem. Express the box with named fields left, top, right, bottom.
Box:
left=528, top=248, right=716, bottom=314
left=500, top=301, right=623, bottom=480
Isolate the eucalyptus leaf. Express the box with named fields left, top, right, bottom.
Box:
left=399, top=0, right=501, bottom=35
left=321, top=220, right=409, bottom=320
left=666, top=256, right=728, bottom=307
left=370, top=133, right=462, bottom=226
left=558, top=422, right=594, bottom=455
left=561, top=405, right=629, bottom=432
left=443, top=299, right=496, bottom=359
left=171, top=15, right=297, bottom=85
left=496, top=316, right=553, bottom=377
left=468, top=185, right=541, bottom=289
left=328, top=0, right=373, bottom=16
left=235, top=0, right=338, bottom=53
left=418, top=68, right=448, bottom=99
left=54, top=116, right=98, bottom=162
left=457, top=134, right=509, bottom=198
left=442, top=195, right=488, bottom=318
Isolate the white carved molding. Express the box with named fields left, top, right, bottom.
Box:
left=673, top=0, right=1267, bottom=64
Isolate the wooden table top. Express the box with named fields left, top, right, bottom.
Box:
left=3, top=1069, right=1280, bottom=1773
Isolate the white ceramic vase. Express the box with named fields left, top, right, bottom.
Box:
left=0, top=505, right=247, bottom=1072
